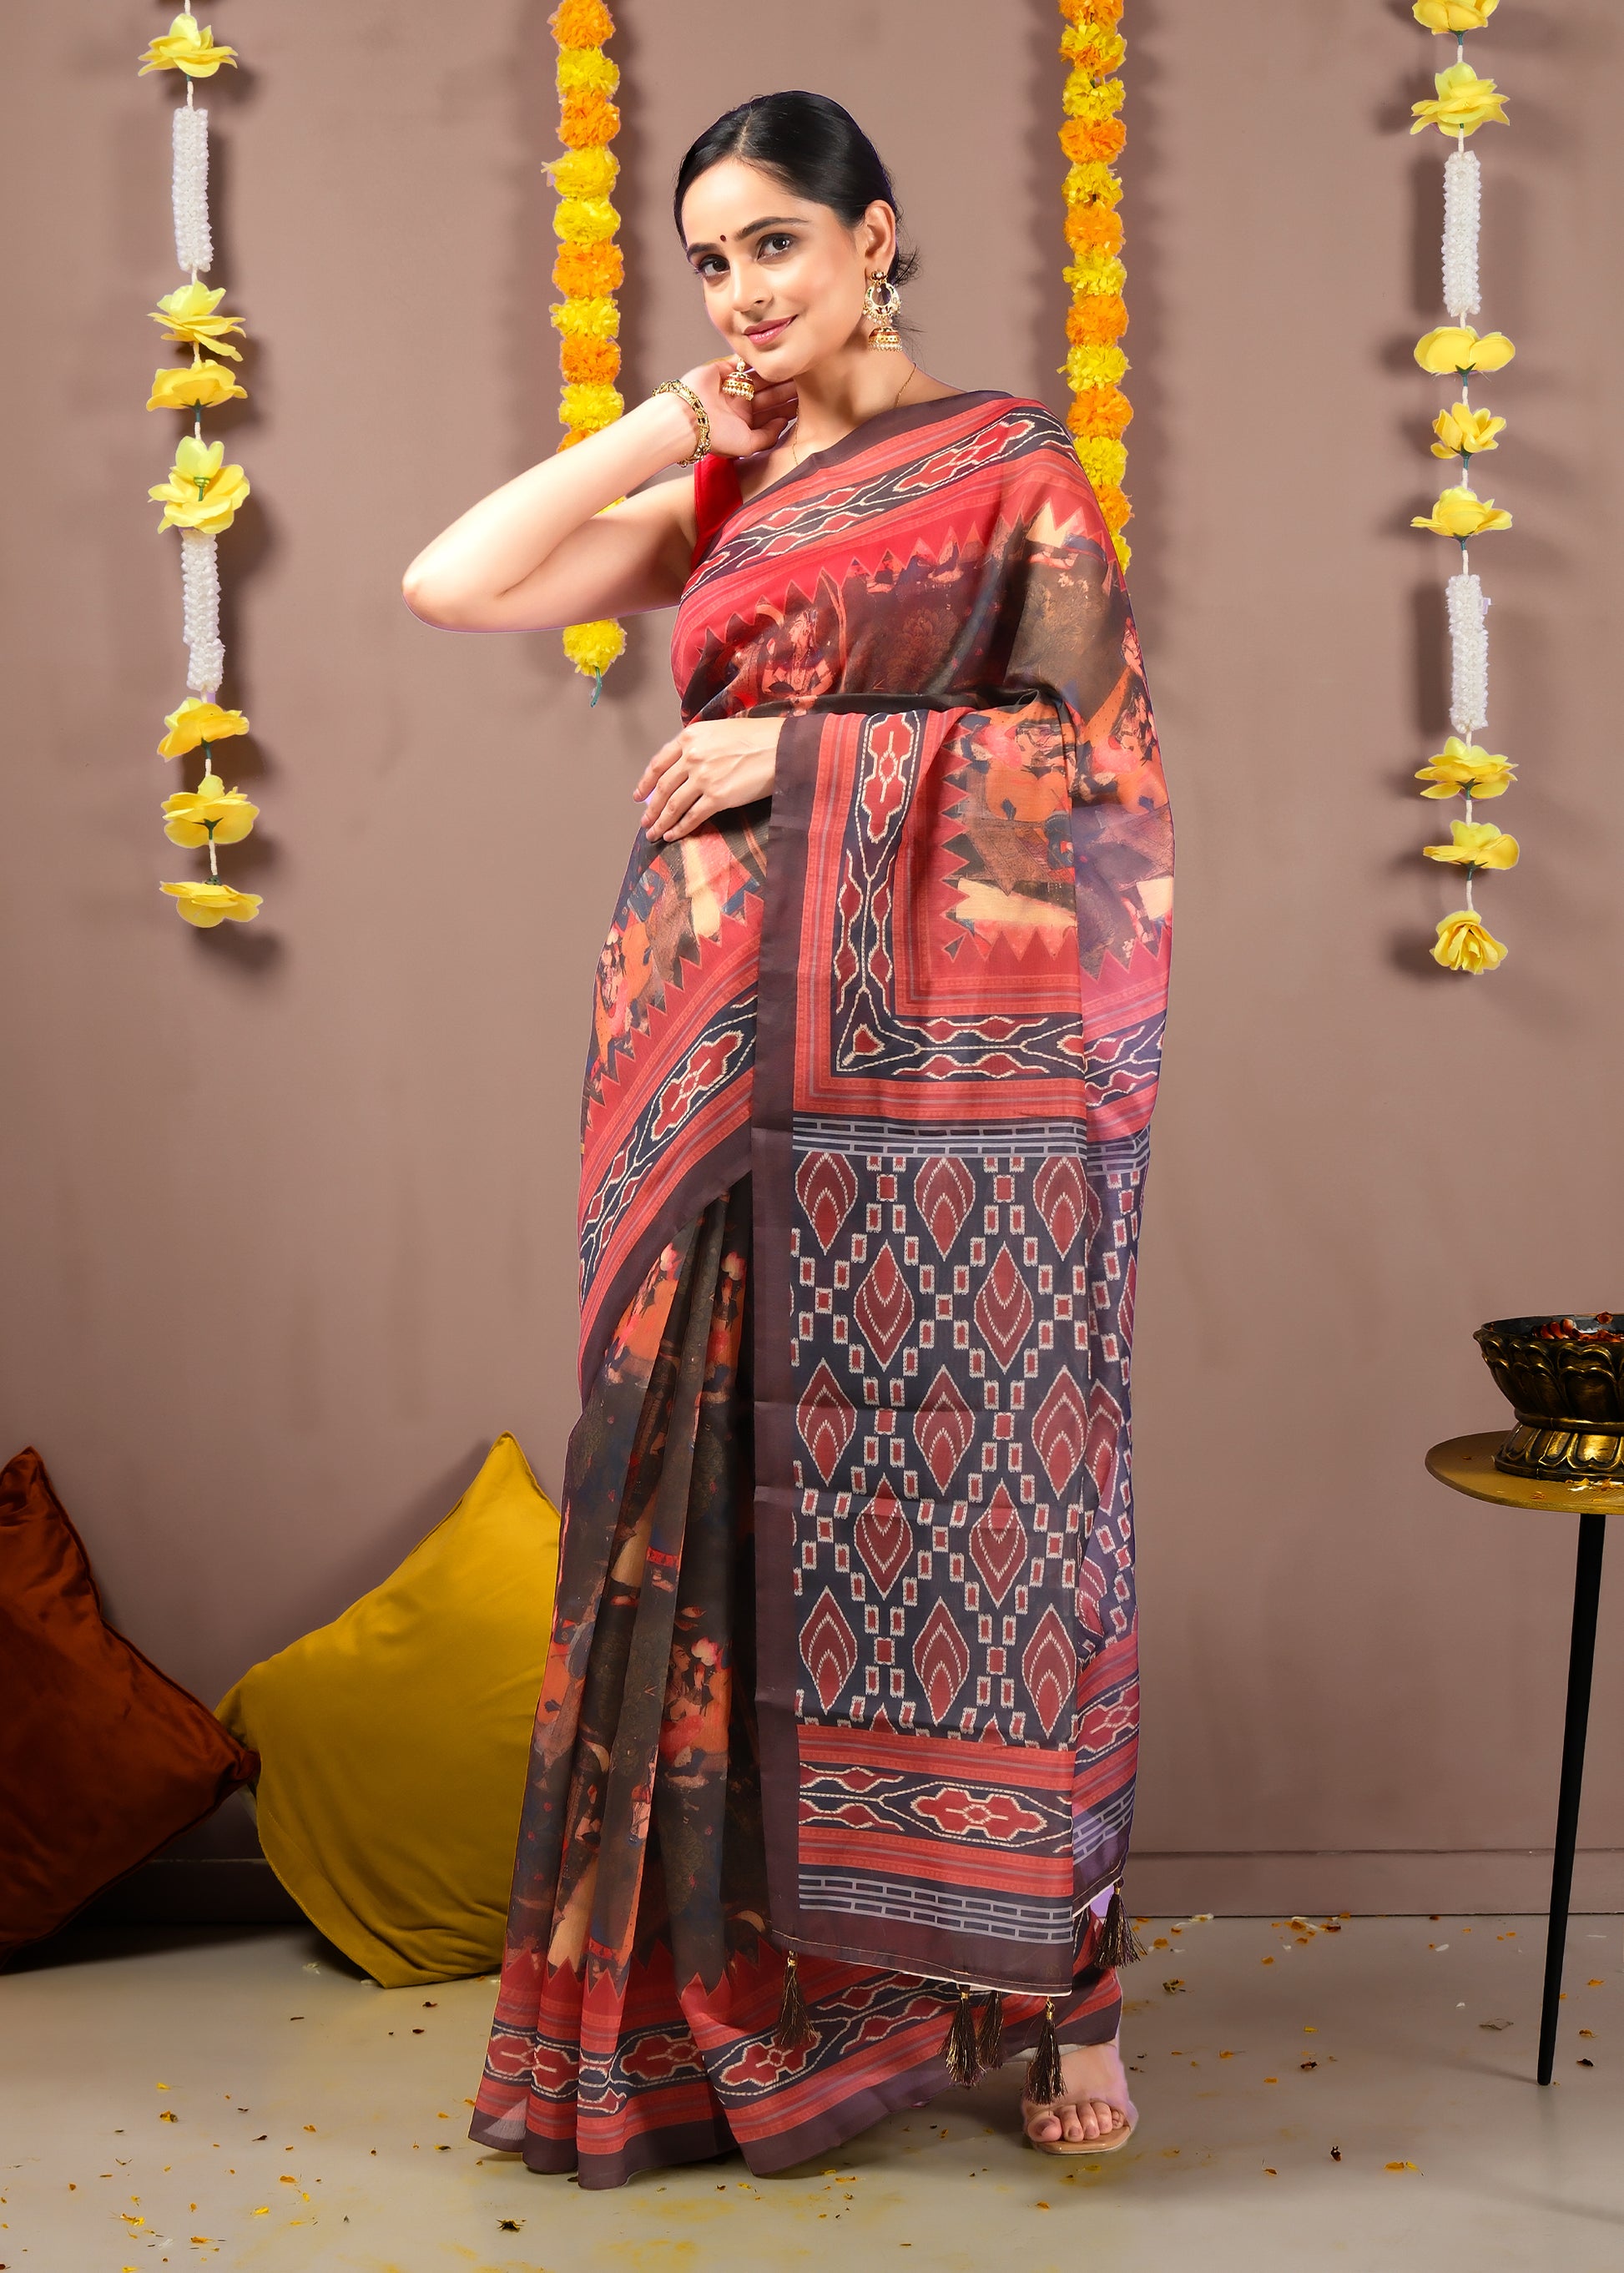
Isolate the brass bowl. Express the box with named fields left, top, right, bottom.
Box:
left=1475, top=1313, right=1624, bottom=1479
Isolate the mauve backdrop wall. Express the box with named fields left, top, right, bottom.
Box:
left=3, top=0, right=1620, bottom=1911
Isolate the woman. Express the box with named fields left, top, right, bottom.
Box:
left=402, top=90, right=1173, bottom=2190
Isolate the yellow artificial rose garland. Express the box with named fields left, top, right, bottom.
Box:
left=140, top=7, right=262, bottom=928
left=549, top=0, right=625, bottom=699
left=1407, top=0, right=1514, bottom=972
left=1057, top=0, right=1132, bottom=572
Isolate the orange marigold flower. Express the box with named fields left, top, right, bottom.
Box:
left=1067, top=386, right=1133, bottom=440
left=553, top=241, right=623, bottom=295
left=1067, top=293, right=1127, bottom=345
left=558, top=426, right=595, bottom=451
left=1059, top=0, right=1123, bottom=23
left=562, top=335, right=621, bottom=383
left=549, top=0, right=613, bottom=47
left=1061, top=202, right=1124, bottom=255
left=1095, top=482, right=1132, bottom=534
left=1061, top=118, right=1127, bottom=165
left=560, top=91, right=619, bottom=146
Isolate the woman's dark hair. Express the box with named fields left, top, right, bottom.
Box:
left=673, top=91, right=919, bottom=287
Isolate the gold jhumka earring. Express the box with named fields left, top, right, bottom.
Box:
left=721, top=353, right=756, bottom=400
left=863, top=271, right=902, bottom=351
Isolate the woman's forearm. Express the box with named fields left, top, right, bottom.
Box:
left=400, top=391, right=700, bottom=620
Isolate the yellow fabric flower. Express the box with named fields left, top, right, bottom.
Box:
left=555, top=48, right=618, bottom=96
left=160, top=879, right=263, bottom=928
left=551, top=295, right=619, bottom=339
left=158, top=696, right=249, bottom=760
left=149, top=435, right=250, bottom=535
left=137, top=13, right=238, bottom=77
left=1432, top=908, right=1508, bottom=972
left=1423, top=819, right=1520, bottom=869
left=1062, top=244, right=1126, bottom=297
left=1415, top=325, right=1516, bottom=375
left=553, top=196, right=619, bottom=246
left=1059, top=160, right=1123, bottom=211
left=1063, top=342, right=1129, bottom=392
left=148, top=360, right=248, bottom=411
left=563, top=619, right=626, bottom=678
left=1413, top=0, right=1499, bottom=29
left=1431, top=401, right=1505, bottom=456
left=1076, top=436, right=1128, bottom=492
left=151, top=281, right=247, bottom=363
left=161, top=772, right=258, bottom=849
left=1062, top=27, right=1127, bottom=75
left=1415, top=737, right=1516, bottom=799
left=1412, top=485, right=1511, bottom=537
left=1411, top=62, right=1509, bottom=138
left=560, top=381, right=623, bottom=431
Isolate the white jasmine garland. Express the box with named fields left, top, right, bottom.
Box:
left=180, top=530, right=224, bottom=695
left=1446, top=570, right=1490, bottom=738
left=1442, top=147, right=1480, bottom=324
left=171, top=103, right=213, bottom=276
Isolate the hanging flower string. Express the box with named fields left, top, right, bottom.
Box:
left=1057, top=0, right=1132, bottom=572
left=549, top=0, right=624, bottom=702
left=139, top=6, right=261, bottom=928
left=1408, top=0, right=1513, bottom=973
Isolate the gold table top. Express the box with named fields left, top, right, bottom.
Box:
left=1425, top=1431, right=1624, bottom=1515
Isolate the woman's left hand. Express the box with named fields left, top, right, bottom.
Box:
left=633, top=717, right=783, bottom=843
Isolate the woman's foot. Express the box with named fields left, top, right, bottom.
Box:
left=1021, top=2037, right=1137, bottom=2150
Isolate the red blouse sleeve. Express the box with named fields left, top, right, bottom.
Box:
left=690, top=451, right=744, bottom=572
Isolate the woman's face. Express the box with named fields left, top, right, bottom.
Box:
left=679, top=156, right=895, bottom=381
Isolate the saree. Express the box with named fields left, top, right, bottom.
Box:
left=472, top=390, right=1173, bottom=2186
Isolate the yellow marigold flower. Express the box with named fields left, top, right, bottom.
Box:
left=1062, top=29, right=1127, bottom=77
left=1063, top=342, right=1129, bottom=392
left=1076, top=436, right=1128, bottom=492
left=1415, top=325, right=1515, bottom=374
left=1431, top=401, right=1505, bottom=456
left=1432, top=907, right=1508, bottom=972
left=1411, top=484, right=1511, bottom=537
left=550, top=0, right=613, bottom=45
left=556, top=48, right=618, bottom=96
left=554, top=195, right=619, bottom=245
left=548, top=147, right=618, bottom=199
left=158, top=696, right=249, bottom=761
left=160, top=878, right=262, bottom=928
left=149, top=434, right=250, bottom=535
left=554, top=241, right=623, bottom=297
left=137, top=13, right=237, bottom=77
left=1059, top=78, right=1125, bottom=129
left=161, top=772, right=258, bottom=849
left=1424, top=819, right=1520, bottom=869
left=562, top=618, right=626, bottom=681
left=151, top=281, right=246, bottom=363
left=148, top=360, right=247, bottom=411
left=1415, top=736, right=1516, bottom=799
left=1059, top=160, right=1123, bottom=210
left=1414, top=0, right=1498, bottom=29
left=1112, top=532, right=1131, bottom=573
left=551, top=295, right=619, bottom=339
left=1411, top=62, right=1508, bottom=137
left=1067, top=385, right=1133, bottom=440
left=560, top=381, right=623, bottom=431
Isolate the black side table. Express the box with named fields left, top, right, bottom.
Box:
left=1425, top=1431, right=1617, bottom=2084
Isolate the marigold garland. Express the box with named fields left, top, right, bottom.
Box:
left=549, top=0, right=624, bottom=698
left=1405, top=0, right=1514, bottom=973
left=1057, top=0, right=1132, bottom=569
left=139, top=6, right=262, bottom=929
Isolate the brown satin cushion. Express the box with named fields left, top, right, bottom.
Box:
left=0, top=1446, right=257, bottom=1964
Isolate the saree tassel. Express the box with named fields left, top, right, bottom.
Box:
left=1027, top=1997, right=1065, bottom=2107
left=773, top=1951, right=815, bottom=2053
left=1096, top=1882, right=1145, bottom=1968
left=942, top=1984, right=983, bottom=2087
left=976, top=1989, right=1006, bottom=2072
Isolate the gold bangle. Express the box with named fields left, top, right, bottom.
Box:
left=653, top=378, right=712, bottom=465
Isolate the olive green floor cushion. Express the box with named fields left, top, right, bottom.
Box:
left=218, top=1432, right=559, bottom=1988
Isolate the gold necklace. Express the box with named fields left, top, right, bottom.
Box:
left=789, top=364, right=919, bottom=469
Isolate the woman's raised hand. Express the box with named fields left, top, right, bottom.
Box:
left=633, top=716, right=783, bottom=844
left=678, top=358, right=798, bottom=460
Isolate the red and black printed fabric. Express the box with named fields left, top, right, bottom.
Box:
left=473, top=391, right=1173, bottom=2180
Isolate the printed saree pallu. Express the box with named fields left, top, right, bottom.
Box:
left=473, top=391, right=1173, bottom=2185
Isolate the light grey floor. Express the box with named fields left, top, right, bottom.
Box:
left=2, top=1913, right=1618, bottom=2272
